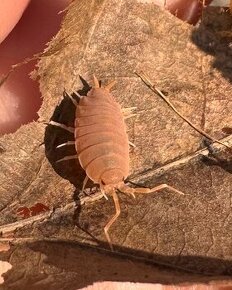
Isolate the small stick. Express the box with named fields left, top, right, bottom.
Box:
left=135, top=71, right=231, bottom=151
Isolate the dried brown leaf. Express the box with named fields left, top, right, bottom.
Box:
left=0, top=1, right=231, bottom=288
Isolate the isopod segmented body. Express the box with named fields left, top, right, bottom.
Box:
left=75, top=78, right=130, bottom=188
left=50, top=75, right=184, bottom=250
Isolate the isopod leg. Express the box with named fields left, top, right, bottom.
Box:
left=139, top=184, right=184, bottom=195
left=49, top=121, right=74, bottom=133
left=104, top=190, right=121, bottom=251
left=64, top=90, right=83, bottom=107
left=56, top=155, right=78, bottom=163
left=105, top=80, right=116, bottom=91
left=122, top=107, right=137, bottom=115
left=56, top=141, right=75, bottom=148
left=124, top=114, right=137, bottom=120
left=82, top=175, right=89, bottom=192
left=93, top=75, right=100, bottom=88
left=121, top=183, right=184, bottom=196
left=99, top=184, right=109, bottom=200
left=122, top=107, right=137, bottom=120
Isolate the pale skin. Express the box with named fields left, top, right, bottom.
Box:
left=0, top=0, right=72, bottom=136
left=0, top=0, right=217, bottom=135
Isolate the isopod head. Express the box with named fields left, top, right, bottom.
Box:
left=101, top=169, right=125, bottom=186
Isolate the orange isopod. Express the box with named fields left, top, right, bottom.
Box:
left=50, top=75, right=183, bottom=250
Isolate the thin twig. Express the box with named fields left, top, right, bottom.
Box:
left=135, top=71, right=231, bottom=151
left=1, top=133, right=231, bottom=236
left=0, top=237, right=99, bottom=248
left=131, top=134, right=232, bottom=183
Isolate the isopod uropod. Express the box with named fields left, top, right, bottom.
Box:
left=50, top=75, right=184, bottom=250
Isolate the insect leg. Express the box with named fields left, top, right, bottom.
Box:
left=122, top=107, right=137, bottom=120
left=99, top=183, right=109, bottom=200
left=82, top=175, right=89, bottom=192
left=56, top=141, right=75, bottom=148
left=64, top=90, right=82, bottom=107
left=122, top=107, right=137, bottom=115
left=105, top=80, right=116, bottom=91
left=104, top=190, right=120, bottom=251
left=56, top=155, right=78, bottom=163
left=136, top=184, right=184, bottom=195
left=121, top=184, right=184, bottom=196
left=49, top=121, right=75, bottom=133
left=124, top=114, right=137, bottom=120
left=93, top=75, right=100, bottom=88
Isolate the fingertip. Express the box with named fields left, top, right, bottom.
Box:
left=0, top=0, right=31, bottom=43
